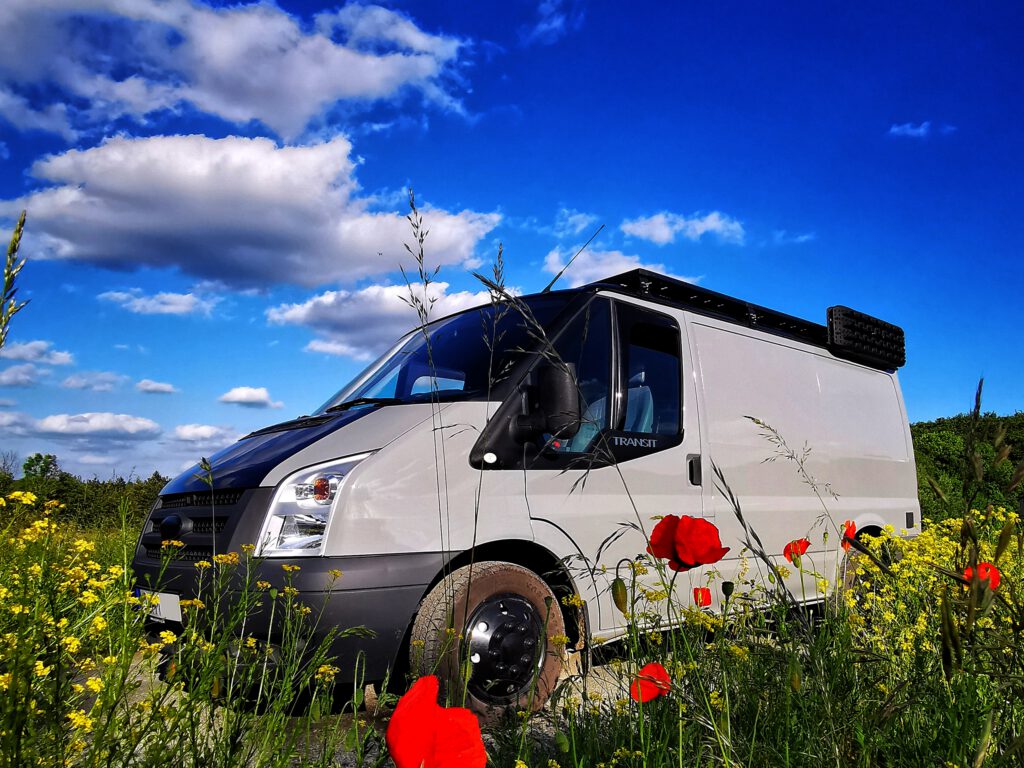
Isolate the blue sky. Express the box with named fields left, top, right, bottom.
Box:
left=0, top=0, right=1020, bottom=478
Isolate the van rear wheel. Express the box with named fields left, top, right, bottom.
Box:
left=409, top=561, right=565, bottom=722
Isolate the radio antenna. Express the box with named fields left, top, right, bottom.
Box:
left=541, top=223, right=604, bottom=293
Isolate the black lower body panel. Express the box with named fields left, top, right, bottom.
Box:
left=136, top=552, right=445, bottom=684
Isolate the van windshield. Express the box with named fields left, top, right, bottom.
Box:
left=313, top=295, right=573, bottom=413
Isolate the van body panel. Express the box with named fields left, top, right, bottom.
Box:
left=325, top=402, right=536, bottom=557
left=162, top=406, right=389, bottom=494
left=687, top=315, right=919, bottom=595
left=259, top=404, right=441, bottom=487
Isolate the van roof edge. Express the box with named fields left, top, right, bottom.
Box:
left=584, top=268, right=904, bottom=370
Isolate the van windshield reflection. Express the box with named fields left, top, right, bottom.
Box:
left=314, top=296, right=570, bottom=414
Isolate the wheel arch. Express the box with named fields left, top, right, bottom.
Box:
left=384, top=539, right=590, bottom=691
left=417, top=540, right=587, bottom=651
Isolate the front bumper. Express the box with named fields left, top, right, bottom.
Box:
left=132, top=487, right=444, bottom=683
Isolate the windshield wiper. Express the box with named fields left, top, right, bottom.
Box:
left=324, top=397, right=404, bottom=413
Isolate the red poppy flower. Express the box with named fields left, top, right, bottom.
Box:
left=964, top=562, right=1001, bottom=591
left=386, top=676, right=486, bottom=768
left=841, top=520, right=856, bottom=552
left=783, top=538, right=810, bottom=564
left=629, top=662, right=671, bottom=703
left=647, top=515, right=730, bottom=572
left=693, top=587, right=712, bottom=607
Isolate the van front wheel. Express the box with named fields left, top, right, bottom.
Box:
left=409, top=561, right=565, bottom=721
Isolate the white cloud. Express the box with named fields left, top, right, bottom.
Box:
left=2, top=135, right=500, bottom=289
left=889, top=121, right=931, bottom=138
left=137, top=379, right=178, bottom=394
left=0, top=340, right=73, bottom=365
left=218, top=386, right=282, bottom=409
left=77, top=453, right=116, bottom=466
left=34, top=412, right=161, bottom=439
left=268, top=280, right=491, bottom=360
left=0, top=411, right=31, bottom=434
left=172, top=423, right=239, bottom=445
left=621, top=211, right=745, bottom=246
left=523, top=0, right=585, bottom=45
left=772, top=230, right=817, bottom=246
left=0, top=0, right=467, bottom=140
left=99, top=289, right=219, bottom=316
left=542, top=248, right=700, bottom=288
left=61, top=371, right=127, bottom=392
left=0, top=86, right=75, bottom=140
left=0, top=363, right=42, bottom=387
left=554, top=208, right=598, bottom=239
left=0, top=398, right=15, bottom=407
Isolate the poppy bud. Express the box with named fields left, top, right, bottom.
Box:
left=611, top=577, right=629, bottom=616
left=721, top=581, right=734, bottom=598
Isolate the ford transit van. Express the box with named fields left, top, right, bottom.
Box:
left=133, top=268, right=917, bottom=716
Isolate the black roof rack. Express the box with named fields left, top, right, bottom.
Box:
left=584, top=269, right=905, bottom=370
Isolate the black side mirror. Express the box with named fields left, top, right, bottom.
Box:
left=513, top=361, right=581, bottom=442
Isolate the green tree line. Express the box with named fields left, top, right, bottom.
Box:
left=912, top=408, right=1024, bottom=521
left=0, top=451, right=168, bottom=528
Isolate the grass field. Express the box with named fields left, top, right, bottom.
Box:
left=1, top=489, right=1021, bottom=767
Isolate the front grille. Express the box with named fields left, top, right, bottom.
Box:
left=145, top=545, right=214, bottom=562
left=137, top=487, right=269, bottom=566
left=161, top=490, right=244, bottom=509
left=191, top=517, right=229, bottom=534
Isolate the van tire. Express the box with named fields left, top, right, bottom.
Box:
left=409, top=561, right=566, bottom=722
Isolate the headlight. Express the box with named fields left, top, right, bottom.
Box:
left=257, top=453, right=371, bottom=557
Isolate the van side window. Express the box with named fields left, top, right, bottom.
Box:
left=549, top=298, right=612, bottom=453
left=616, top=303, right=681, bottom=436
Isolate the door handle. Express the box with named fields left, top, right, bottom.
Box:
left=687, top=454, right=702, bottom=486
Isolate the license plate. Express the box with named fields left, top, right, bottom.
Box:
left=138, top=589, right=182, bottom=623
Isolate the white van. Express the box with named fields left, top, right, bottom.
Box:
left=133, top=268, right=918, bottom=715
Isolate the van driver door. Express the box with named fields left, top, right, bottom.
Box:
left=521, top=295, right=705, bottom=633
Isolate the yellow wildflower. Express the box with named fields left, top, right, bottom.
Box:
left=67, top=710, right=93, bottom=732
left=281, top=564, right=301, bottom=573
left=62, top=636, right=82, bottom=654
left=315, top=664, right=340, bottom=683
left=195, top=560, right=212, bottom=570
left=85, top=677, right=104, bottom=694
left=561, top=593, right=585, bottom=608
left=256, top=580, right=271, bottom=590
left=213, top=552, right=239, bottom=566
left=8, top=491, right=37, bottom=504
left=34, top=660, right=51, bottom=678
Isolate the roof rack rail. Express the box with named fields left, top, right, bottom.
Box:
left=585, top=269, right=905, bottom=370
